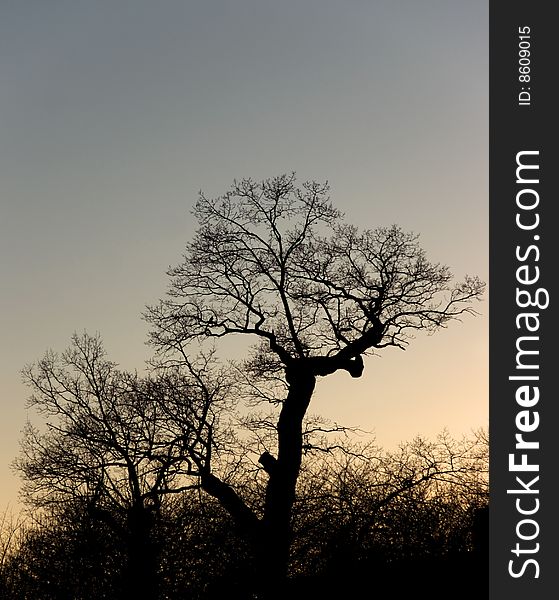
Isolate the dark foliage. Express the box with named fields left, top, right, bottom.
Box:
left=4, top=431, right=487, bottom=599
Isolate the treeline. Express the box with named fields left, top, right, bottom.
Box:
left=1, top=431, right=487, bottom=600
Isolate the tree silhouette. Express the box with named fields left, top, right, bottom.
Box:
left=15, top=333, right=233, bottom=600
left=145, top=173, right=485, bottom=594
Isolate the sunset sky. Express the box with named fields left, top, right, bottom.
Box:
left=0, top=1, right=487, bottom=512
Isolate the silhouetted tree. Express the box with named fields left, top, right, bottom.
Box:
left=145, top=174, right=485, bottom=595
left=15, top=333, right=233, bottom=600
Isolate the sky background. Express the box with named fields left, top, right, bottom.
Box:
left=0, top=0, right=488, bottom=513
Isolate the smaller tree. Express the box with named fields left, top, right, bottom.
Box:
left=15, top=333, right=232, bottom=600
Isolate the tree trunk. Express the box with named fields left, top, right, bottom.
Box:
left=124, top=505, right=159, bottom=600
left=257, top=368, right=316, bottom=596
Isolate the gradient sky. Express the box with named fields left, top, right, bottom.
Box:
left=0, top=1, right=488, bottom=512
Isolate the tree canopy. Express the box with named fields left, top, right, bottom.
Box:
left=147, top=174, right=484, bottom=379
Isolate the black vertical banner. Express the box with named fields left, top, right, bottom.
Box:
left=490, top=2, right=557, bottom=598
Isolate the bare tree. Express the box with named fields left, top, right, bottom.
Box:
left=145, top=174, right=485, bottom=593
left=15, top=333, right=232, bottom=600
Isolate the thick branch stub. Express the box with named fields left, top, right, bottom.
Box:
left=303, top=354, right=365, bottom=379
left=343, top=355, right=364, bottom=378
left=259, top=451, right=278, bottom=475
